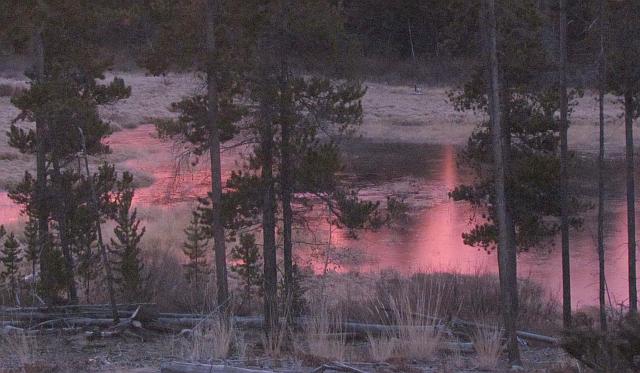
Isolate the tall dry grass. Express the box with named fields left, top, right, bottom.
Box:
left=301, top=298, right=347, bottom=362
left=178, top=316, right=235, bottom=362
left=470, top=323, right=504, bottom=371
left=366, top=333, right=397, bottom=362
left=0, top=330, right=38, bottom=369
left=386, top=279, right=444, bottom=361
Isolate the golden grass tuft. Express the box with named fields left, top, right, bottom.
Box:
left=387, top=278, right=444, bottom=361
left=367, top=333, right=398, bottom=362
left=470, top=323, right=504, bottom=371
left=183, top=316, right=235, bottom=361
left=303, top=301, right=347, bottom=362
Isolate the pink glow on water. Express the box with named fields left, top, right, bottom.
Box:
left=0, top=125, right=637, bottom=308
left=0, top=192, right=22, bottom=225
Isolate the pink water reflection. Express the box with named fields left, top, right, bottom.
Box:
left=298, top=144, right=638, bottom=308
left=0, top=192, right=22, bottom=225
left=106, top=125, right=243, bottom=205
left=0, top=125, right=637, bottom=308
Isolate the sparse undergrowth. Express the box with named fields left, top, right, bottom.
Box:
left=0, top=265, right=568, bottom=372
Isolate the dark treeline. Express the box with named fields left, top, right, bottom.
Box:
left=0, top=1, right=611, bottom=83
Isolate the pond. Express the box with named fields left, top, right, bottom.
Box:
left=1, top=124, right=638, bottom=309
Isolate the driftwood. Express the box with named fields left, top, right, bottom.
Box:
left=161, top=362, right=275, bottom=373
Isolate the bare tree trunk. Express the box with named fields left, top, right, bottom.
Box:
left=279, top=60, right=294, bottom=313
left=78, top=128, right=119, bottom=323
left=32, top=29, right=53, bottom=304
left=624, top=90, right=637, bottom=314
left=51, top=160, right=79, bottom=304
left=558, top=0, right=572, bottom=328
left=206, top=0, right=229, bottom=309
left=597, top=0, right=608, bottom=331
left=483, top=0, right=521, bottom=364
left=261, top=102, right=278, bottom=336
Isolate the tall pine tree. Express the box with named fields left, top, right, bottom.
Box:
left=182, top=211, right=210, bottom=295
left=1, top=231, right=23, bottom=304
left=109, top=173, right=146, bottom=302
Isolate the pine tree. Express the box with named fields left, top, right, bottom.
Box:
left=2, top=1, right=132, bottom=304
left=1, top=231, right=22, bottom=303
left=23, top=216, right=39, bottom=283
left=230, top=233, right=263, bottom=297
left=140, top=0, right=252, bottom=309
left=183, top=211, right=210, bottom=294
left=72, top=207, right=101, bottom=303
left=109, top=173, right=146, bottom=302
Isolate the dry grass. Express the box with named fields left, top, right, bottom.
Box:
left=470, top=323, right=504, bottom=371
left=302, top=301, right=347, bottom=362
left=181, top=316, right=235, bottom=361
left=367, top=333, right=397, bottom=362
left=0, top=330, right=38, bottom=370
left=388, top=285, right=443, bottom=361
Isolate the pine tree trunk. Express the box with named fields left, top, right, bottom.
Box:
left=206, top=0, right=229, bottom=309
left=279, top=61, right=294, bottom=314
left=483, top=0, right=521, bottom=364
left=32, top=28, right=53, bottom=304
left=559, top=0, right=572, bottom=328
left=51, top=160, right=79, bottom=304
left=261, top=102, right=278, bottom=336
left=597, top=0, right=607, bottom=331
left=624, top=90, right=637, bottom=314
left=277, top=2, right=294, bottom=316
left=79, top=128, right=119, bottom=323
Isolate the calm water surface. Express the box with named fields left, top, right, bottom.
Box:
left=1, top=124, right=638, bottom=308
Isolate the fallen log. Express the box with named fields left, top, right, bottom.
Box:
left=160, top=362, right=275, bottom=373
left=0, top=310, right=135, bottom=321
left=27, top=317, right=116, bottom=329
left=451, top=318, right=559, bottom=344
left=2, top=325, right=83, bottom=336
left=154, top=316, right=447, bottom=336
left=0, top=303, right=153, bottom=313
left=311, top=362, right=369, bottom=373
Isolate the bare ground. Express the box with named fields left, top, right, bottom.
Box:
left=0, top=330, right=577, bottom=373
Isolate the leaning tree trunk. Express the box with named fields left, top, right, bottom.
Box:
left=483, top=0, right=521, bottom=364
left=206, top=0, right=229, bottom=309
left=597, top=0, right=608, bottom=331
left=624, top=90, right=637, bottom=314
left=261, top=107, right=279, bottom=337
left=559, top=0, right=572, bottom=328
